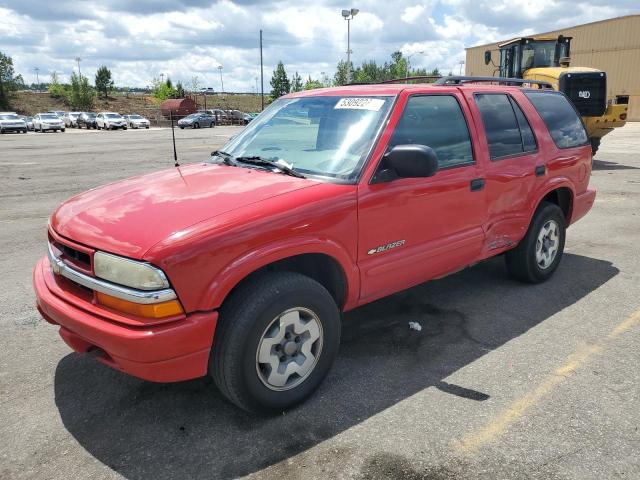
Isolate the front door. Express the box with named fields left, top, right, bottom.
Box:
left=357, top=93, right=487, bottom=304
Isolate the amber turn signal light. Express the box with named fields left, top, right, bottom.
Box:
left=96, top=292, right=184, bottom=319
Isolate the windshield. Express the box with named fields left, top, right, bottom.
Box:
left=0, top=114, right=20, bottom=120
left=106, top=114, right=122, bottom=119
left=41, top=114, right=59, bottom=120
left=214, top=95, right=394, bottom=181
left=85, top=113, right=96, bottom=118
left=522, top=41, right=558, bottom=70
left=130, top=115, right=143, bottom=119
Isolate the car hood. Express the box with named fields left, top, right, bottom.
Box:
left=51, top=164, right=318, bottom=258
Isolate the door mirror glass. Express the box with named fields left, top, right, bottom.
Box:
left=377, top=144, right=438, bottom=182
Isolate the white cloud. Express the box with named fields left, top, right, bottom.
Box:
left=0, top=0, right=637, bottom=90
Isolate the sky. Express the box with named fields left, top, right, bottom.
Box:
left=0, top=0, right=638, bottom=92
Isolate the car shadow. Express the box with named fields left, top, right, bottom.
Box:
left=54, top=253, right=618, bottom=479
left=592, top=159, right=640, bottom=170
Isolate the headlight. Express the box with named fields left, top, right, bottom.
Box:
left=94, top=251, right=170, bottom=290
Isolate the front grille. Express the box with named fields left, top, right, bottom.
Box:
left=559, top=72, right=607, bottom=117
left=49, top=233, right=92, bottom=273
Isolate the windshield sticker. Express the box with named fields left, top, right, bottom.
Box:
left=334, top=98, right=385, bottom=111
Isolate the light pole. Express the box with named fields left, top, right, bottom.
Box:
left=218, top=65, right=224, bottom=94
left=160, top=72, right=165, bottom=84
left=341, top=8, right=359, bottom=83
left=405, top=51, right=425, bottom=79
left=459, top=60, right=465, bottom=75
left=34, top=67, right=40, bottom=92
left=75, top=57, right=82, bottom=77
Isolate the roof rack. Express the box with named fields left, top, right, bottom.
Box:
left=433, top=76, right=553, bottom=89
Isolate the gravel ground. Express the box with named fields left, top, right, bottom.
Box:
left=0, top=124, right=638, bottom=480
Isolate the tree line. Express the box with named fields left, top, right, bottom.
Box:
left=270, top=51, right=448, bottom=100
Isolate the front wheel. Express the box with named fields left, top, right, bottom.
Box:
left=193, top=122, right=199, bottom=129
left=505, top=201, right=566, bottom=283
left=210, top=271, right=341, bottom=413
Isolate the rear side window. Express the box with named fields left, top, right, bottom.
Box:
left=474, top=93, right=537, bottom=159
left=389, top=95, right=474, bottom=168
left=524, top=91, right=589, bottom=148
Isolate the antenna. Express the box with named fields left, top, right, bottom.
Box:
left=170, top=111, right=179, bottom=167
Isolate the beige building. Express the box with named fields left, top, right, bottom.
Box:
left=465, top=14, right=640, bottom=120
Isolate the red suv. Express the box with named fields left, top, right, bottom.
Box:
left=33, top=80, right=595, bottom=412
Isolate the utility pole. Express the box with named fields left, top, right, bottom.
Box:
left=160, top=72, right=165, bottom=84
left=34, top=67, right=40, bottom=92
left=218, top=65, right=224, bottom=94
left=260, top=29, right=264, bottom=110
left=341, top=8, right=359, bottom=83
left=459, top=60, right=465, bottom=75
left=75, top=57, right=82, bottom=77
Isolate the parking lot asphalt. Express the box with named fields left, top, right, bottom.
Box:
left=1, top=124, right=639, bottom=480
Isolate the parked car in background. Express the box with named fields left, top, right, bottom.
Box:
left=227, top=110, right=244, bottom=124
left=63, top=112, right=82, bottom=128
left=0, top=112, right=28, bottom=133
left=96, top=112, right=127, bottom=130
left=242, top=112, right=259, bottom=124
left=20, top=116, right=35, bottom=131
left=178, top=112, right=215, bottom=129
left=199, top=87, right=216, bottom=95
left=77, top=112, right=98, bottom=129
left=33, top=113, right=65, bottom=132
left=123, top=114, right=150, bottom=129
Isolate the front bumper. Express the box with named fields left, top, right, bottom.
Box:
left=1, top=124, right=27, bottom=131
left=33, top=257, right=218, bottom=382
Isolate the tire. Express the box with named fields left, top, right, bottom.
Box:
left=123, top=126, right=127, bottom=130
left=61, top=128, right=65, bottom=132
left=505, top=201, right=566, bottom=283
left=193, top=122, right=199, bottom=129
left=209, top=122, right=214, bottom=128
left=590, top=137, right=600, bottom=156
left=210, top=271, right=341, bottom=413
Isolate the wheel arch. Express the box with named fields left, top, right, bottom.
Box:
left=202, top=240, right=359, bottom=313
left=531, top=181, right=575, bottom=226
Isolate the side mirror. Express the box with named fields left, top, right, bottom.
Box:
left=375, top=144, right=438, bottom=182
left=484, top=50, right=492, bottom=65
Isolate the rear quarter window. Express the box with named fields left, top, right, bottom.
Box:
left=524, top=91, right=589, bottom=148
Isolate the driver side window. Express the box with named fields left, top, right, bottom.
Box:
left=388, top=95, right=474, bottom=169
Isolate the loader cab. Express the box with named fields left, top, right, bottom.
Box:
left=487, top=36, right=572, bottom=78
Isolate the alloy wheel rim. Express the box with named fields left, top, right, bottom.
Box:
left=255, top=307, right=323, bottom=391
left=535, top=220, right=559, bottom=269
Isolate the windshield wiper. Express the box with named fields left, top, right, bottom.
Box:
left=234, top=156, right=306, bottom=178
left=211, top=150, right=237, bottom=166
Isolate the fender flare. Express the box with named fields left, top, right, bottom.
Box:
left=200, top=237, right=360, bottom=311
left=528, top=177, right=576, bottom=225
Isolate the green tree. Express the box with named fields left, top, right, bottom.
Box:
left=0, top=51, right=24, bottom=109
left=175, top=81, right=185, bottom=98
left=95, top=66, right=114, bottom=98
left=270, top=61, right=290, bottom=99
left=303, top=76, right=323, bottom=90
left=67, top=72, right=95, bottom=110
left=333, top=60, right=352, bottom=86
left=290, top=72, right=303, bottom=92
left=152, top=76, right=177, bottom=101
left=48, top=71, right=67, bottom=98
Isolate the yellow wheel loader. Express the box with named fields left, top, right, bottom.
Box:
left=485, top=36, right=628, bottom=154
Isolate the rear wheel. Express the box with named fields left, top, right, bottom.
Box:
left=210, top=271, right=341, bottom=413
left=590, top=137, right=600, bottom=156
left=505, top=201, right=566, bottom=283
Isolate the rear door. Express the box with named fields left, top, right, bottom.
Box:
left=463, top=89, right=543, bottom=255
left=357, top=91, right=487, bottom=303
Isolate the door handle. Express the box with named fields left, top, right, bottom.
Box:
left=535, top=165, right=546, bottom=177
left=470, top=178, right=485, bottom=192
